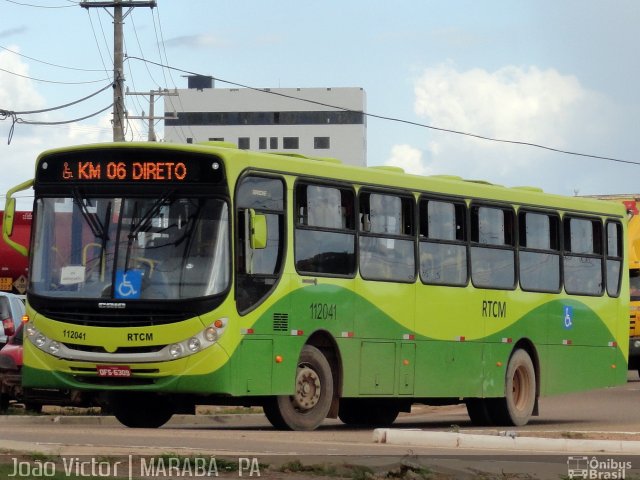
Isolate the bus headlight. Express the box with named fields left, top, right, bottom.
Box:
left=204, top=327, right=218, bottom=343
left=35, top=334, right=47, bottom=347
left=187, top=337, right=201, bottom=352
left=48, top=341, right=61, bottom=355
left=169, top=344, right=183, bottom=358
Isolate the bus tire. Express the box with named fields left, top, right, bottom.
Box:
left=111, top=393, right=173, bottom=428
left=263, top=345, right=333, bottom=431
left=492, top=349, right=536, bottom=426
left=0, top=391, right=8, bottom=412
left=339, top=399, right=400, bottom=426
left=465, top=398, right=494, bottom=426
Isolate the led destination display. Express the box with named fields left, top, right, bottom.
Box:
left=36, top=147, right=225, bottom=185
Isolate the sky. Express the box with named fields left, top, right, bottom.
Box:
left=0, top=0, right=638, bottom=210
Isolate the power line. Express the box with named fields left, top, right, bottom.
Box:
left=84, top=8, right=112, bottom=77
left=1, top=82, right=113, bottom=143
left=0, top=44, right=106, bottom=72
left=0, top=66, right=111, bottom=84
left=125, top=56, right=637, bottom=167
left=3, top=0, right=74, bottom=7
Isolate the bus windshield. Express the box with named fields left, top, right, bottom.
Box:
left=30, top=194, right=230, bottom=300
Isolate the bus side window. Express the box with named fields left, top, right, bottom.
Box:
left=419, top=198, right=467, bottom=286
left=235, top=175, right=285, bottom=313
left=563, top=216, right=603, bottom=296
left=605, top=220, right=623, bottom=297
left=359, top=192, right=415, bottom=282
left=294, top=183, right=356, bottom=276
left=518, top=211, right=560, bottom=293
left=470, top=205, right=516, bottom=290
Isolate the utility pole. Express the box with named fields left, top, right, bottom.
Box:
left=126, top=89, right=178, bottom=141
left=80, top=1, right=157, bottom=142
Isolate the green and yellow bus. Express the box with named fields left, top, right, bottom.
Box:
left=2, top=142, right=629, bottom=430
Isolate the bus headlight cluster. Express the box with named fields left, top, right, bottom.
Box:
left=26, top=323, right=61, bottom=356
left=166, top=317, right=228, bottom=360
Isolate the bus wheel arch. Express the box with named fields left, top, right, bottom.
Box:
left=263, top=333, right=340, bottom=431
left=307, top=330, right=343, bottom=418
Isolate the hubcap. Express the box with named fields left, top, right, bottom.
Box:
left=292, top=366, right=321, bottom=411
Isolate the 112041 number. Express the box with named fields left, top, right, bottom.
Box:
left=309, top=303, right=337, bottom=320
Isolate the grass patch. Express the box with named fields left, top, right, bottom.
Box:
left=278, top=459, right=433, bottom=479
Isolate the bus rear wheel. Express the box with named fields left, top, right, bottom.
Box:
left=111, top=392, right=174, bottom=428
left=263, top=345, right=333, bottom=431
left=491, top=349, right=536, bottom=426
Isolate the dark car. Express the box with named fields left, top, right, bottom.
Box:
left=0, top=323, right=103, bottom=412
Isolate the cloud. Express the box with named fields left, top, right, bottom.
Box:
left=163, top=33, right=227, bottom=49
left=0, top=26, right=27, bottom=40
left=1, top=51, right=111, bottom=209
left=385, top=144, right=429, bottom=176
left=386, top=63, right=621, bottom=194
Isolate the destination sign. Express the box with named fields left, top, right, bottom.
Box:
left=36, top=147, right=225, bottom=185
left=61, top=161, right=188, bottom=182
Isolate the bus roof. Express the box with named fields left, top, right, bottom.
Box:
left=34, top=141, right=626, bottom=218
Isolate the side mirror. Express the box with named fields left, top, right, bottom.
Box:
left=3, top=197, right=15, bottom=238
left=3, top=179, right=33, bottom=257
left=250, top=210, right=267, bottom=250
left=2, top=318, right=15, bottom=337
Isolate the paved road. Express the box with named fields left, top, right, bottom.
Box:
left=2, top=373, right=640, bottom=478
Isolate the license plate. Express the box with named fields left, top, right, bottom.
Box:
left=96, top=365, right=131, bottom=378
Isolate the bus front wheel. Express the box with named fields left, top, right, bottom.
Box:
left=111, top=392, right=174, bottom=428
left=263, top=345, right=334, bottom=431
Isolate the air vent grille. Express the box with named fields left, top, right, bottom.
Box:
left=273, top=313, right=289, bottom=332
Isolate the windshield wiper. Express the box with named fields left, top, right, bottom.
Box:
left=72, top=188, right=107, bottom=241
left=72, top=188, right=112, bottom=279
left=124, top=190, right=173, bottom=272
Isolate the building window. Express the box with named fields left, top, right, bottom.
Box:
left=238, top=137, right=250, bottom=150
left=186, top=138, right=193, bottom=144
left=314, top=137, right=330, bottom=149
left=283, top=137, right=299, bottom=149
left=270, top=137, right=278, bottom=149
left=259, top=137, right=267, bottom=150
left=208, top=137, right=224, bottom=141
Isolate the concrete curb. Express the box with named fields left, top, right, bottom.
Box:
left=373, top=429, right=640, bottom=454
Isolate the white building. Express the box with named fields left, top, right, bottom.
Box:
left=163, top=76, right=366, bottom=166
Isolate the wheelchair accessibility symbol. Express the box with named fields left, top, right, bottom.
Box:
left=563, top=305, right=573, bottom=330
left=115, top=269, right=142, bottom=299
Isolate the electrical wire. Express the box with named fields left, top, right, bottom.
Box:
left=125, top=55, right=638, bottom=167
left=1, top=82, right=112, bottom=115
left=1, top=83, right=113, bottom=143
left=152, top=5, right=194, bottom=141
left=3, top=0, right=74, bottom=7
left=0, top=44, right=106, bottom=72
left=17, top=103, right=113, bottom=125
left=0, top=66, right=111, bottom=84
left=85, top=8, right=112, bottom=78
